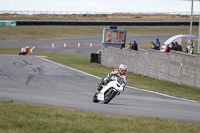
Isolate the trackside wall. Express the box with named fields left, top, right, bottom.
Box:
left=101, top=47, right=200, bottom=89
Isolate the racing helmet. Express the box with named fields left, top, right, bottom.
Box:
left=26, top=46, right=29, bottom=49
left=119, top=64, right=127, bottom=75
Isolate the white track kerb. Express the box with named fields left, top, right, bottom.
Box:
left=40, top=57, right=198, bottom=103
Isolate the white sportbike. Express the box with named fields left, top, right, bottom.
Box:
left=93, top=77, right=125, bottom=104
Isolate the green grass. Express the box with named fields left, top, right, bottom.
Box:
left=0, top=47, right=20, bottom=54
left=0, top=26, right=105, bottom=41
left=1, top=47, right=200, bottom=101
left=0, top=26, right=198, bottom=41
left=1, top=101, right=200, bottom=133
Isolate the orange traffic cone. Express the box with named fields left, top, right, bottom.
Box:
left=90, top=42, right=93, bottom=48
left=52, top=42, right=55, bottom=48
left=78, top=42, right=80, bottom=48
left=64, top=43, right=66, bottom=48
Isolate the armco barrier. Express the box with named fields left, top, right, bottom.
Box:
left=16, top=21, right=199, bottom=26
left=101, top=47, right=200, bottom=89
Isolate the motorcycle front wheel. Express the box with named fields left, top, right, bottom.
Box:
left=103, top=88, right=117, bottom=104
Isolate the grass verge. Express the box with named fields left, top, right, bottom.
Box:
left=1, top=101, right=200, bottom=133
left=0, top=26, right=198, bottom=41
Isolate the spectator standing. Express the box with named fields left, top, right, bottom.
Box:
left=156, top=38, right=160, bottom=50
left=178, top=44, right=182, bottom=52
left=170, top=42, right=176, bottom=51
left=164, top=44, right=170, bottom=52
left=186, top=40, right=190, bottom=53
left=129, top=43, right=133, bottom=50
left=174, top=42, right=179, bottom=51
left=120, top=40, right=125, bottom=49
left=106, top=34, right=112, bottom=42
left=175, top=42, right=182, bottom=52
left=190, top=40, right=195, bottom=54
left=186, top=40, right=195, bottom=54
left=132, top=39, right=138, bottom=51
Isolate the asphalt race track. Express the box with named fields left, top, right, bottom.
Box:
left=0, top=35, right=172, bottom=55
left=0, top=36, right=200, bottom=124
left=0, top=54, right=200, bottom=124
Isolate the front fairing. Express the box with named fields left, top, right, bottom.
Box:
left=97, top=78, right=124, bottom=101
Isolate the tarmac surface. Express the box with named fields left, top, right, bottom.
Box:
left=0, top=35, right=172, bottom=55
left=0, top=36, right=200, bottom=124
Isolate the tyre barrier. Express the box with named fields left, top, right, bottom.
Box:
left=16, top=21, right=199, bottom=26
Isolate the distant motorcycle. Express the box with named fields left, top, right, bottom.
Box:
left=93, top=77, right=125, bottom=104
left=19, top=46, right=35, bottom=56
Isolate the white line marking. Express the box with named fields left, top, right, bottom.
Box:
left=40, top=57, right=198, bottom=103
left=41, top=58, right=101, bottom=79
left=126, top=86, right=198, bottom=103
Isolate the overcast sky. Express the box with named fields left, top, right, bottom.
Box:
left=1, top=0, right=200, bottom=13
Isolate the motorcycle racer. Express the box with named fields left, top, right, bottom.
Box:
left=19, top=46, right=35, bottom=56
left=19, top=46, right=29, bottom=55
left=97, top=64, right=127, bottom=93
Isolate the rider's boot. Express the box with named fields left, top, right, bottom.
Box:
left=97, top=78, right=110, bottom=93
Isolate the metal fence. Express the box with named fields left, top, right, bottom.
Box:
left=0, top=10, right=200, bottom=15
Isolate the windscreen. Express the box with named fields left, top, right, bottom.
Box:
left=117, top=77, right=124, bottom=84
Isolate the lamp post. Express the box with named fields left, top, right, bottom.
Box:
left=198, top=4, right=200, bottom=52
left=188, top=0, right=194, bottom=54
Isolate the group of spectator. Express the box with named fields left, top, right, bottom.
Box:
left=149, top=38, right=160, bottom=50
left=120, top=37, right=194, bottom=54
left=149, top=38, right=184, bottom=53
left=121, top=38, right=160, bottom=51
left=164, top=42, right=182, bottom=52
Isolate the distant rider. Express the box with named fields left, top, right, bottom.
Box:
left=97, top=64, right=127, bottom=93
left=19, top=46, right=29, bottom=55
left=19, top=46, right=35, bottom=55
